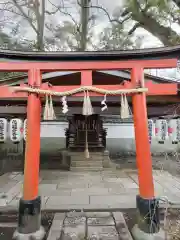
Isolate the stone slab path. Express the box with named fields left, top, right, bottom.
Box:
left=47, top=212, right=133, bottom=240
left=0, top=170, right=180, bottom=211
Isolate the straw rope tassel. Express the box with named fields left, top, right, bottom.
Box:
left=86, top=91, right=93, bottom=115
left=82, top=91, right=93, bottom=116
left=82, top=91, right=93, bottom=158
left=43, top=95, right=50, bottom=120
left=49, top=95, right=56, bottom=120
left=123, top=94, right=130, bottom=118
left=85, top=118, right=90, bottom=159
left=82, top=91, right=87, bottom=116
left=120, top=94, right=125, bottom=119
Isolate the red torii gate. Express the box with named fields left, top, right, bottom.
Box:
left=0, top=58, right=178, bottom=239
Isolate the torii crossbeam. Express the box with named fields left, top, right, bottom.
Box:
left=0, top=54, right=178, bottom=240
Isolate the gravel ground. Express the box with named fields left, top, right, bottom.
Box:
left=1, top=154, right=180, bottom=239
left=112, top=154, right=180, bottom=176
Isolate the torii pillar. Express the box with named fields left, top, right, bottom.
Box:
left=131, top=67, right=161, bottom=239
left=14, top=68, right=45, bottom=240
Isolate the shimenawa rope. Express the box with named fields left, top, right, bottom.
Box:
left=10, top=86, right=148, bottom=96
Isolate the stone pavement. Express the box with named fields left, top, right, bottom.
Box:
left=0, top=169, right=180, bottom=211
left=47, top=212, right=133, bottom=240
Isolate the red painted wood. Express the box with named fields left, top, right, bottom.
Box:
left=145, top=81, right=178, bottom=95
left=0, top=59, right=177, bottom=71
left=131, top=67, right=155, bottom=199
left=23, top=69, right=41, bottom=201
left=81, top=71, right=92, bottom=86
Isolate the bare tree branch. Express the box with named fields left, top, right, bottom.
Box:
left=47, top=0, right=79, bottom=28
left=128, top=22, right=141, bottom=35
left=0, top=7, right=24, bottom=18
left=77, top=0, right=131, bottom=25
left=12, top=0, right=37, bottom=34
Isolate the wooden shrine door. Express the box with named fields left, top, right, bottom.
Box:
left=66, top=114, right=106, bottom=151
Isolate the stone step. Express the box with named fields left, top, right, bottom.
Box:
left=69, top=151, right=104, bottom=156
left=71, top=160, right=103, bottom=167
left=71, top=159, right=103, bottom=163
left=70, top=166, right=103, bottom=171
left=46, top=211, right=133, bottom=240
left=71, top=155, right=104, bottom=161
left=71, top=158, right=104, bottom=163
left=47, top=213, right=65, bottom=240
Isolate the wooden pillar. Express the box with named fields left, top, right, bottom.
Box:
left=14, top=68, right=44, bottom=239
left=131, top=67, right=160, bottom=235
left=131, top=67, right=154, bottom=199
left=23, top=68, right=41, bottom=200
left=81, top=70, right=92, bottom=86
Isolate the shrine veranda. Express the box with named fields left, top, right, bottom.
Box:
left=0, top=47, right=180, bottom=239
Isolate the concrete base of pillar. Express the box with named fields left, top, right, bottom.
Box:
left=132, top=195, right=163, bottom=240
left=132, top=224, right=166, bottom=240
left=13, top=196, right=45, bottom=240
left=13, top=226, right=45, bottom=240
left=136, top=195, right=160, bottom=233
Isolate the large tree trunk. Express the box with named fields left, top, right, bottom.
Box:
left=12, top=0, right=45, bottom=51
left=34, top=0, right=45, bottom=51
left=173, top=0, right=180, bottom=8
left=134, top=12, right=180, bottom=46
left=80, top=0, right=90, bottom=51
left=126, top=0, right=180, bottom=46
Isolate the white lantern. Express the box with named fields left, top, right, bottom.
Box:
left=23, top=119, right=27, bottom=141
left=9, top=118, right=23, bottom=143
left=148, top=119, right=155, bottom=144
left=168, top=119, right=180, bottom=143
left=155, top=119, right=168, bottom=143
left=0, top=118, right=8, bottom=143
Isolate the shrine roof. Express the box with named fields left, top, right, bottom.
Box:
left=0, top=45, right=180, bottom=61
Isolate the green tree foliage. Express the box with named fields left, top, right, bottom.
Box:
left=97, top=23, right=143, bottom=50
left=115, top=0, right=180, bottom=46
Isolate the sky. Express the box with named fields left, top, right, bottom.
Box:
left=0, top=0, right=163, bottom=48
left=0, top=0, right=161, bottom=46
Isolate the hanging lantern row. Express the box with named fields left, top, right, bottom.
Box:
left=0, top=118, right=27, bottom=143
left=9, top=118, right=23, bottom=143
left=23, top=119, right=27, bottom=141
left=0, top=118, right=8, bottom=143
left=148, top=118, right=180, bottom=144
left=148, top=119, right=155, bottom=144
left=155, top=119, right=169, bottom=144
left=168, top=119, right=180, bottom=144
